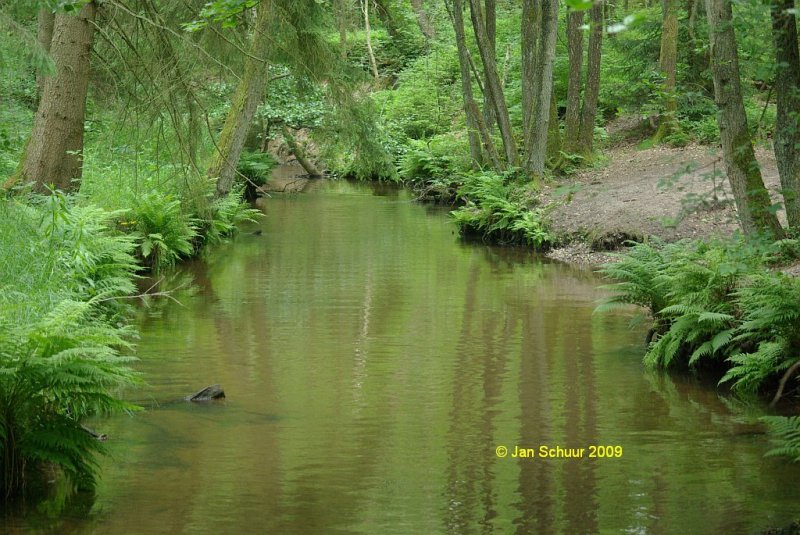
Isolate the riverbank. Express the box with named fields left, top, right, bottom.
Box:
left=542, top=140, right=787, bottom=267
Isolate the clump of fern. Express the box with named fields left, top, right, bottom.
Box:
left=597, top=236, right=800, bottom=398
left=0, top=196, right=140, bottom=500
left=450, top=172, right=552, bottom=248
left=126, top=191, right=198, bottom=271
left=721, top=274, right=800, bottom=395
left=198, top=185, right=262, bottom=246
left=761, top=416, right=800, bottom=462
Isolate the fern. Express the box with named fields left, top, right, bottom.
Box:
left=761, top=416, right=800, bottom=461
left=0, top=197, right=140, bottom=499
left=450, top=172, right=552, bottom=248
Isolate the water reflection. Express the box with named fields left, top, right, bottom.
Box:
left=4, top=179, right=800, bottom=533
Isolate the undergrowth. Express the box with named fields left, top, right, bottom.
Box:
left=0, top=196, right=141, bottom=500
left=450, top=172, right=553, bottom=249
left=597, top=238, right=800, bottom=392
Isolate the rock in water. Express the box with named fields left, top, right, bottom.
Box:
left=187, top=384, right=225, bottom=402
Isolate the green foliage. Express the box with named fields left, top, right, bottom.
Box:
left=0, top=197, right=140, bottom=498
left=198, top=185, right=261, bottom=246
left=237, top=150, right=277, bottom=187
left=595, top=241, right=670, bottom=318
left=762, top=415, right=800, bottom=462
left=372, top=45, right=461, bottom=141
left=721, top=274, right=800, bottom=393
left=398, top=134, right=471, bottom=182
left=598, top=237, right=800, bottom=395
left=450, top=172, right=552, bottom=248
left=127, top=192, right=198, bottom=272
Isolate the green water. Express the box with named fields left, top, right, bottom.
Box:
left=6, top=179, right=800, bottom=534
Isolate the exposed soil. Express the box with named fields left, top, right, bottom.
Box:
left=543, top=131, right=786, bottom=268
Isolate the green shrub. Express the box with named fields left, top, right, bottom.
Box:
left=199, top=185, right=261, bottom=246
left=450, top=172, right=552, bottom=248
left=597, top=237, right=800, bottom=396
left=236, top=151, right=277, bottom=187
left=761, top=416, right=800, bottom=462
left=721, top=274, right=800, bottom=393
left=0, top=197, right=140, bottom=498
left=127, top=191, right=198, bottom=271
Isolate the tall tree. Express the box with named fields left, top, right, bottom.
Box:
left=483, top=0, right=497, bottom=130
left=523, top=0, right=559, bottom=177
left=335, top=0, right=350, bottom=59
left=468, top=0, right=518, bottom=166
left=578, top=0, right=603, bottom=158
left=705, top=0, right=784, bottom=236
left=564, top=7, right=584, bottom=153
left=448, top=0, right=502, bottom=168
left=411, top=0, right=436, bottom=41
left=521, top=0, right=539, bottom=146
left=35, top=7, right=55, bottom=103
left=209, top=1, right=271, bottom=198
left=653, top=0, right=679, bottom=141
left=770, top=0, right=800, bottom=229
left=363, top=0, right=380, bottom=79
left=7, top=3, right=97, bottom=192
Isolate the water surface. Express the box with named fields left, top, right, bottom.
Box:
left=7, top=179, right=800, bottom=533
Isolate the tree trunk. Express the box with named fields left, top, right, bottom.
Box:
left=8, top=3, right=97, bottom=193
left=564, top=7, right=584, bottom=153
left=770, top=0, right=800, bottom=229
left=705, top=0, right=784, bottom=237
left=521, top=0, right=539, bottom=145
left=548, top=85, right=563, bottom=166
left=335, top=0, right=349, bottom=59
left=282, top=126, right=322, bottom=177
left=483, top=0, right=497, bottom=131
left=374, top=0, right=402, bottom=41
left=411, top=0, right=436, bottom=41
left=210, top=2, right=271, bottom=198
left=524, top=0, right=559, bottom=178
left=449, top=0, right=502, bottom=168
left=363, top=0, right=380, bottom=79
left=468, top=0, right=518, bottom=166
left=653, top=0, right=679, bottom=141
left=579, top=0, right=603, bottom=158
left=35, top=8, right=55, bottom=104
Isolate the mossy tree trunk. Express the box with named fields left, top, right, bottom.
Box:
left=564, top=7, right=584, bottom=154
left=523, top=0, right=559, bottom=179
left=8, top=3, right=97, bottom=193
left=705, top=0, right=784, bottom=237
left=281, top=126, right=322, bottom=177
left=653, top=0, right=680, bottom=142
left=468, top=0, right=518, bottom=167
left=770, top=0, right=800, bottom=229
left=578, top=0, right=603, bottom=159
left=210, top=2, right=271, bottom=198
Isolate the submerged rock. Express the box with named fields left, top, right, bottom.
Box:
left=186, top=384, right=226, bottom=402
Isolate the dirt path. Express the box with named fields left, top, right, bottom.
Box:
left=544, top=140, right=785, bottom=265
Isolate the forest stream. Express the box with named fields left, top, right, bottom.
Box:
left=7, top=176, right=800, bottom=534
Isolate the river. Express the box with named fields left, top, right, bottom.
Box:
left=6, top=178, right=800, bottom=533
